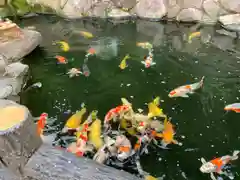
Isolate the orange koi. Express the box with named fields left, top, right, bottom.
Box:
left=37, top=113, right=48, bottom=135
left=55, top=55, right=67, bottom=64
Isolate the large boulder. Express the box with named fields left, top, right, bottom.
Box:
left=0, top=29, right=41, bottom=62
left=219, top=0, right=240, bottom=13
left=180, top=0, right=203, bottom=9
left=135, top=0, right=167, bottom=20
left=219, top=14, right=240, bottom=31
left=176, top=8, right=203, bottom=22
left=0, top=143, right=142, bottom=180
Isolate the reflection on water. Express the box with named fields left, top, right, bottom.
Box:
left=92, top=37, right=119, bottom=60
left=20, top=15, right=240, bottom=180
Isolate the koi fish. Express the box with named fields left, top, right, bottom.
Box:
left=168, top=76, right=205, bottom=98
left=89, top=119, right=103, bottom=150
left=104, top=105, right=131, bottom=124
left=55, top=55, right=67, bottom=64
left=155, top=118, right=181, bottom=148
left=136, top=42, right=153, bottom=50
left=119, top=54, right=130, bottom=70
left=62, top=107, right=86, bottom=132
left=67, top=68, right=82, bottom=78
left=145, top=175, right=158, bottom=180
left=87, top=47, right=96, bottom=56
left=148, top=97, right=165, bottom=119
left=200, top=151, right=239, bottom=180
left=120, top=118, right=137, bottom=135
left=55, top=41, right=70, bottom=52
left=224, top=103, right=240, bottom=113
left=141, top=51, right=156, bottom=68
left=37, top=113, right=48, bottom=135
left=82, top=63, right=91, bottom=77
left=79, top=31, right=93, bottom=38
left=188, top=31, right=201, bottom=43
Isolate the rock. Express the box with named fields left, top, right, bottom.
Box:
left=181, top=0, right=203, bottom=9
left=219, top=14, right=240, bottom=31
left=0, top=29, right=41, bottom=63
left=4, top=62, right=29, bottom=78
left=0, top=102, right=42, bottom=175
left=108, top=8, right=131, bottom=19
left=111, top=0, right=137, bottom=9
left=0, top=143, right=142, bottom=180
left=219, top=14, right=240, bottom=25
left=216, top=29, right=238, bottom=38
left=203, top=0, right=221, bottom=21
left=89, top=1, right=112, bottom=18
left=177, top=8, right=203, bottom=22
left=167, top=4, right=181, bottom=19
left=219, top=0, right=240, bottom=13
left=0, top=55, right=7, bottom=73
left=201, top=13, right=217, bottom=24
left=135, top=0, right=167, bottom=20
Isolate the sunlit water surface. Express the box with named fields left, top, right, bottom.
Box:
left=19, top=15, right=240, bottom=180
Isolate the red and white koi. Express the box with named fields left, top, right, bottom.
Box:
left=200, top=150, right=239, bottom=180
left=104, top=105, right=131, bottom=125
left=168, top=76, right=205, bottom=98
left=224, top=103, right=240, bottom=113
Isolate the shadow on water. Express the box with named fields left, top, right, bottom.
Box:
left=20, top=15, right=240, bottom=180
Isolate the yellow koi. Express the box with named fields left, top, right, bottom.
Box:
left=136, top=42, right=153, bottom=49
left=64, top=108, right=86, bottom=129
left=188, top=31, right=201, bottom=43
left=88, top=119, right=103, bottom=150
left=56, top=41, right=70, bottom=52
left=148, top=97, right=165, bottom=119
left=79, top=31, right=94, bottom=39
left=145, top=175, right=158, bottom=180
left=119, top=54, right=130, bottom=70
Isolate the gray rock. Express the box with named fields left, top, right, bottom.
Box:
left=4, top=62, right=29, bottom=78
left=111, top=0, right=137, bottom=9
left=0, top=29, right=41, bottom=63
left=180, top=0, right=204, bottom=9
left=177, top=8, right=203, bottom=22
left=135, top=0, right=167, bottom=20
left=219, top=0, right=240, bottom=13
left=211, top=35, right=235, bottom=51
left=167, top=4, right=181, bottom=19
left=203, top=0, right=222, bottom=21
left=201, top=13, right=217, bottom=25
left=108, top=8, right=131, bottom=19
left=216, top=29, right=238, bottom=38
left=0, top=143, right=142, bottom=180
left=219, top=14, right=240, bottom=31
left=89, top=1, right=112, bottom=18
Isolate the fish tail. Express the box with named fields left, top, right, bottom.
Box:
left=231, top=150, right=240, bottom=160
left=199, top=76, right=205, bottom=87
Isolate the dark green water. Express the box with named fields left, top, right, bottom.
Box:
left=20, top=15, right=240, bottom=179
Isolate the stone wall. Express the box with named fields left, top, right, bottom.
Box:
left=21, top=0, right=240, bottom=26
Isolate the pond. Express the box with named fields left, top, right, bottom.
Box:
left=19, top=15, right=240, bottom=180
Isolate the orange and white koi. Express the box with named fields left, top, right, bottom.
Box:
left=200, top=151, right=239, bottom=180
left=104, top=105, right=131, bottom=125
left=224, top=103, right=240, bottom=113
left=168, top=76, right=205, bottom=98
left=37, top=113, right=48, bottom=135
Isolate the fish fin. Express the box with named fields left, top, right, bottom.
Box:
left=180, top=94, right=189, bottom=98
left=141, top=61, right=146, bottom=65
left=231, top=150, right=240, bottom=160
left=200, top=157, right=207, bottom=164
left=152, top=62, right=156, bottom=65
left=210, top=172, right=217, bottom=180
left=121, top=98, right=131, bottom=106
left=234, top=109, right=240, bottom=113
left=148, top=103, right=164, bottom=118
left=189, top=91, right=195, bottom=94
